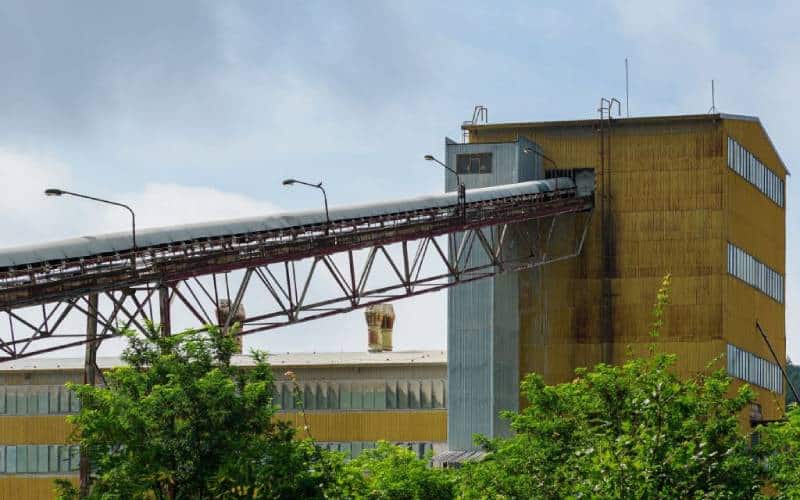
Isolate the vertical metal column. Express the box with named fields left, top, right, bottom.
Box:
left=79, top=293, right=98, bottom=495
left=159, top=285, right=171, bottom=336
left=598, top=101, right=617, bottom=365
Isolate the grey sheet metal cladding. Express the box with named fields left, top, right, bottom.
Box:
left=0, top=178, right=574, bottom=269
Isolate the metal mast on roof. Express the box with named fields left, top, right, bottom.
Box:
left=708, top=80, right=717, bottom=114
left=625, top=58, right=630, bottom=117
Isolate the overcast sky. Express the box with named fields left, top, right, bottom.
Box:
left=1, top=1, right=799, bottom=358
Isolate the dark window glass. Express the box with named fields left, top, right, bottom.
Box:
left=456, top=153, right=492, bottom=174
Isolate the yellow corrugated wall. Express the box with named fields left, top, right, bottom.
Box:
left=277, top=410, right=447, bottom=442
left=0, top=410, right=447, bottom=445
left=0, top=417, right=74, bottom=444
left=722, top=118, right=786, bottom=422
left=469, top=117, right=785, bottom=421
left=0, top=476, right=76, bottom=500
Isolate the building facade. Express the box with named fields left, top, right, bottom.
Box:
left=450, top=113, right=787, bottom=448
left=0, top=351, right=447, bottom=498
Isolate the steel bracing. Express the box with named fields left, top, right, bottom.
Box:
left=0, top=182, right=593, bottom=361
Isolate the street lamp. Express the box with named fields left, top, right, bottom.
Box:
left=282, top=179, right=331, bottom=234
left=44, top=188, right=137, bottom=272
left=522, top=146, right=559, bottom=169
left=523, top=147, right=565, bottom=192
left=424, top=154, right=466, bottom=215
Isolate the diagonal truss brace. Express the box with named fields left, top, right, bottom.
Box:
left=0, top=210, right=592, bottom=362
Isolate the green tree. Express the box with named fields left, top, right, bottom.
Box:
left=758, top=405, right=800, bottom=498
left=55, top=326, right=343, bottom=499
left=459, top=275, right=763, bottom=499
left=343, top=441, right=456, bottom=499
left=784, top=361, right=800, bottom=406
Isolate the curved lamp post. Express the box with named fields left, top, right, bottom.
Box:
left=424, top=154, right=466, bottom=215
left=523, top=146, right=565, bottom=192
left=44, top=188, right=137, bottom=272
left=522, top=146, right=559, bottom=169
left=282, top=179, right=331, bottom=234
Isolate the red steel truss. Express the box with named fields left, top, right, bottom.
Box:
left=0, top=186, right=593, bottom=361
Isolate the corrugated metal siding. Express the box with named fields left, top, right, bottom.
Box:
left=0, top=476, right=76, bottom=500
left=472, top=122, right=728, bottom=382
left=0, top=444, right=80, bottom=474
left=274, top=378, right=446, bottom=411
left=722, top=118, right=786, bottom=421
left=0, top=416, right=74, bottom=444
left=0, top=386, right=80, bottom=415
left=446, top=138, right=539, bottom=450
left=469, top=116, right=785, bottom=422
left=277, top=410, right=447, bottom=442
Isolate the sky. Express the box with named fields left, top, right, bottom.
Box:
left=1, top=1, right=799, bottom=358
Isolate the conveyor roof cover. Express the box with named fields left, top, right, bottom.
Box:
left=0, top=178, right=573, bottom=269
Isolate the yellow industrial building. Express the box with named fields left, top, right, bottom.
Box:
left=462, top=112, right=787, bottom=424
left=0, top=112, right=788, bottom=497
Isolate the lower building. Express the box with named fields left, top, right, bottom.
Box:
left=0, top=351, right=446, bottom=498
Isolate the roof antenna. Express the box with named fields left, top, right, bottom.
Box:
left=625, top=58, right=630, bottom=117
left=708, top=79, right=717, bottom=114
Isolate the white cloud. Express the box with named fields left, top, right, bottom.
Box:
left=0, top=148, right=280, bottom=246
left=113, top=183, right=279, bottom=230
left=0, top=149, right=81, bottom=247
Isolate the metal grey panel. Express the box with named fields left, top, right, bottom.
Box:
left=26, top=445, right=37, bottom=473
left=59, top=387, right=70, bottom=414
left=48, top=445, right=59, bottom=473
left=6, top=446, right=15, bottom=474
left=49, top=386, right=59, bottom=414
left=0, top=178, right=573, bottom=268
left=69, top=445, right=80, bottom=471
left=492, top=265, right=519, bottom=437
left=37, top=445, right=48, bottom=473
left=16, top=445, right=27, bottom=473
left=38, top=390, right=49, bottom=414
left=340, top=384, right=351, bottom=410
left=374, top=384, right=386, bottom=410
left=448, top=253, right=495, bottom=450
left=447, top=137, right=534, bottom=451
left=58, top=445, right=70, bottom=473
left=6, top=388, right=16, bottom=414
left=16, top=389, right=26, bottom=415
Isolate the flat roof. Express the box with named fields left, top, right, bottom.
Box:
left=0, top=350, right=447, bottom=372
left=461, top=112, right=746, bottom=131
left=463, top=113, right=789, bottom=175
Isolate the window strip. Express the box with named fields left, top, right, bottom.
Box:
left=726, top=242, right=784, bottom=304
left=727, top=136, right=784, bottom=207
left=727, top=343, right=783, bottom=393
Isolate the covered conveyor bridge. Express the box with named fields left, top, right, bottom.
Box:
left=0, top=178, right=593, bottom=361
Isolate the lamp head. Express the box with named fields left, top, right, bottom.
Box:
left=44, top=188, right=64, bottom=197
left=523, top=147, right=535, bottom=154
left=282, top=179, right=296, bottom=186
left=423, top=154, right=435, bottom=161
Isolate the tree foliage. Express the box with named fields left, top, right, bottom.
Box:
left=758, top=405, right=800, bottom=498
left=55, top=274, right=800, bottom=498
left=784, top=362, right=800, bottom=406
left=342, top=441, right=456, bottom=499
left=56, top=326, right=343, bottom=499
left=459, top=275, right=763, bottom=499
